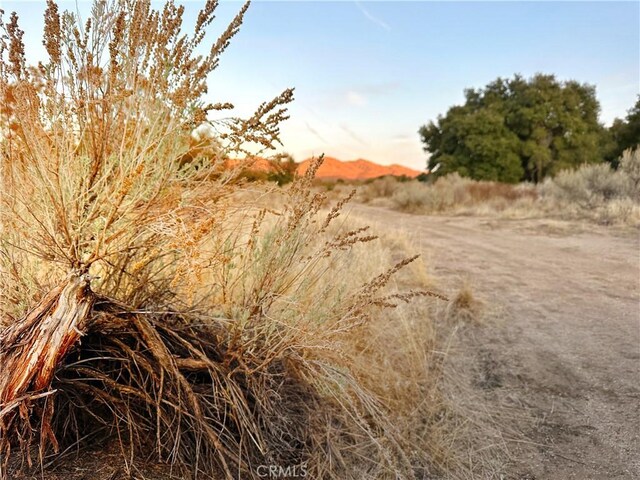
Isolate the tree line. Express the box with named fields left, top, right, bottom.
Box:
left=419, top=74, right=639, bottom=183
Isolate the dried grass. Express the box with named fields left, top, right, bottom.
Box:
left=0, top=2, right=456, bottom=479
left=445, top=284, right=484, bottom=324
left=0, top=186, right=453, bottom=479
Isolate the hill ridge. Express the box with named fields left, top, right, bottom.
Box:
left=297, top=156, right=421, bottom=180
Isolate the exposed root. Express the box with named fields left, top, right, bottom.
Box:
left=0, top=274, right=94, bottom=472
left=0, top=279, right=374, bottom=479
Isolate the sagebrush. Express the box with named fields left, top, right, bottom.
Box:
left=540, top=148, right=640, bottom=224
left=0, top=2, right=450, bottom=479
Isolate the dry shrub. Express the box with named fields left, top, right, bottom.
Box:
left=0, top=178, right=450, bottom=479
left=0, top=2, right=452, bottom=479
left=358, top=156, right=640, bottom=225
left=444, top=284, right=484, bottom=324
left=617, top=148, right=640, bottom=200
left=364, top=174, right=538, bottom=215
left=540, top=149, right=640, bottom=224
left=389, top=181, right=437, bottom=212
left=541, top=164, right=631, bottom=205
left=465, top=181, right=537, bottom=203
left=358, top=176, right=401, bottom=203
left=0, top=0, right=295, bottom=319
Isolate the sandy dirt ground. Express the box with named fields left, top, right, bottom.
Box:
left=351, top=204, right=640, bottom=480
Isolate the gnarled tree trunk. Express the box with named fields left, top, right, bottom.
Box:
left=0, top=273, right=94, bottom=469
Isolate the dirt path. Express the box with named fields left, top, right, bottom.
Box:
left=351, top=204, right=640, bottom=479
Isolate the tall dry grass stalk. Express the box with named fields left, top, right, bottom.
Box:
left=0, top=0, right=296, bottom=314
left=0, top=2, right=447, bottom=479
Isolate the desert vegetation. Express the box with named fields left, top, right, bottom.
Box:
left=539, top=148, right=640, bottom=222
left=408, top=74, right=640, bottom=224
left=352, top=148, right=640, bottom=225
left=356, top=174, right=537, bottom=215
left=0, top=2, right=505, bottom=479
left=0, top=1, right=636, bottom=479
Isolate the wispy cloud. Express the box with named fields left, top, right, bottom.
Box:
left=346, top=91, right=368, bottom=107
left=340, top=124, right=368, bottom=145
left=343, top=82, right=401, bottom=108
left=305, top=122, right=329, bottom=144
left=323, top=82, right=401, bottom=109
left=354, top=1, right=391, bottom=31
left=360, top=82, right=401, bottom=95
left=391, top=134, right=412, bottom=143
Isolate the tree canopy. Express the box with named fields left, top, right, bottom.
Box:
left=419, top=74, right=606, bottom=183
left=606, top=96, right=640, bottom=166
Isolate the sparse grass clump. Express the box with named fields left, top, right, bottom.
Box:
left=445, top=284, right=484, bottom=324
left=0, top=2, right=452, bottom=479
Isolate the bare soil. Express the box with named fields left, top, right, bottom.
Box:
left=352, top=204, right=640, bottom=480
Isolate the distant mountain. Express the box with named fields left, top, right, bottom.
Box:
left=297, top=156, right=422, bottom=180
left=228, top=155, right=422, bottom=181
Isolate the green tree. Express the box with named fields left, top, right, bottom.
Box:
left=606, top=96, right=640, bottom=166
left=419, top=74, right=605, bottom=183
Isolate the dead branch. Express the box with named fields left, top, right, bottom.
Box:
left=0, top=273, right=94, bottom=471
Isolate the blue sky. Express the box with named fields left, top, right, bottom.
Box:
left=3, top=1, right=639, bottom=170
